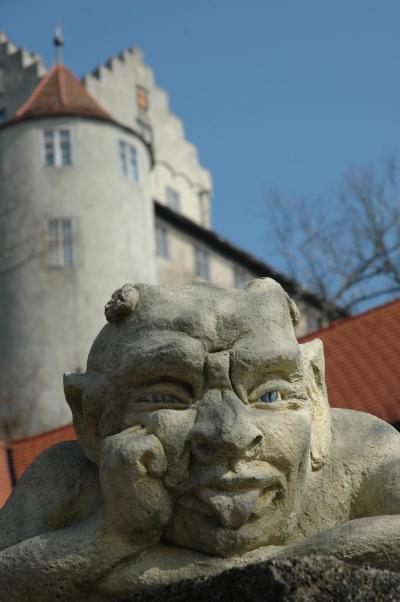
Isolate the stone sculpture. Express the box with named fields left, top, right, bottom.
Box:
left=0, top=278, right=399, bottom=601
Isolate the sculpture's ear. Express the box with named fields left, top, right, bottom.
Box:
left=63, top=372, right=85, bottom=416
left=63, top=372, right=102, bottom=464
left=300, top=339, right=332, bottom=471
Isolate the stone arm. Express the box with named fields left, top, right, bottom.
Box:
left=0, top=443, right=130, bottom=601
left=0, top=429, right=173, bottom=601
left=0, top=511, right=142, bottom=602
left=284, top=444, right=400, bottom=572
left=282, top=515, right=400, bottom=571
left=0, top=442, right=101, bottom=551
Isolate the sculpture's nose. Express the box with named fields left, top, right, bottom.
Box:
left=190, top=390, right=263, bottom=463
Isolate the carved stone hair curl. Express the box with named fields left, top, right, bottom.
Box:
left=104, top=284, right=139, bottom=323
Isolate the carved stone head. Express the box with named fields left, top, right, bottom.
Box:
left=64, top=278, right=331, bottom=556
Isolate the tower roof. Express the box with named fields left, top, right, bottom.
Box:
left=14, top=64, right=113, bottom=123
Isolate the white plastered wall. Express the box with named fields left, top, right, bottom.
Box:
left=156, top=219, right=249, bottom=289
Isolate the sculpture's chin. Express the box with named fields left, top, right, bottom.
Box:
left=164, top=491, right=291, bottom=557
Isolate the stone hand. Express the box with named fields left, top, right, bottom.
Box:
left=99, top=426, right=173, bottom=541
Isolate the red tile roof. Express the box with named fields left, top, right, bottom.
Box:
left=14, top=64, right=113, bottom=123
left=9, top=424, right=76, bottom=481
left=300, top=299, right=400, bottom=423
left=0, top=441, right=12, bottom=508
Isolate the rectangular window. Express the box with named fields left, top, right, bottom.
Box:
left=233, top=267, right=247, bottom=289
left=155, top=223, right=170, bottom=260
left=137, top=85, right=149, bottom=111
left=47, top=218, right=74, bottom=266
left=0, top=109, right=6, bottom=124
left=59, top=129, right=72, bottom=165
left=129, top=145, right=138, bottom=181
left=119, top=140, right=139, bottom=181
left=166, top=187, right=181, bottom=212
left=42, top=129, right=72, bottom=167
left=44, top=130, right=55, bottom=166
left=194, top=246, right=210, bottom=280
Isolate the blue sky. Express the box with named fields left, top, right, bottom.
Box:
left=1, top=0, right=399, bottom=273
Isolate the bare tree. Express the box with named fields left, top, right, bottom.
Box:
left=0, top=177, right=43, bottom=275
left=0, top=178, right=46, bottom=438
left=267, top=156, right=400, bottom=320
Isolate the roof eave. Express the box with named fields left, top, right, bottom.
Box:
left=154, top=201, right=338, bottom=312
left=0, top=113, right=155, bottom=166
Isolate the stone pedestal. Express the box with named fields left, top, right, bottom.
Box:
left=116, top=556, right=400, bottom=602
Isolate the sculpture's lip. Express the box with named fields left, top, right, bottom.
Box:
left=193, top=474, right=282, bottom=493
left=189, top=482, right=281, bottom=529
left=175, top=468, right=286, bottom=528
left=174, top=467, right=286, bottom=496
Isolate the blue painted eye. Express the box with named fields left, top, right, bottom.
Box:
left=150, top=394, right=178, bottom=404
left=259, top=390, right=279, bottom=403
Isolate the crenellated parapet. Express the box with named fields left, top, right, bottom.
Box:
left=83, top=46, right=212, bottom=227
left=0, top=32, right=46, bottom=119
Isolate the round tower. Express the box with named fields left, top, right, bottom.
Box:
left=0, top=64, right=156, bottom=438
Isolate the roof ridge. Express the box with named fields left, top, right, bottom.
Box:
left=154, top=201, right=332, bottom=311
left=57, top=64, right=68, bottom=108
left=301, top=296, right=400, bottom=340
left=78, top=70, right=115, bottom=118
left=14, top=65, right=56, bottom=117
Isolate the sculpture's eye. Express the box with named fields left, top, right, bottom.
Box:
left=148, top=394, right=180, bottom=404
left=259, top=390, right=280, bottom=403
left=135, top=387, right=192, bottom=407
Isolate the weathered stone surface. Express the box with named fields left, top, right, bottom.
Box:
left=1, top=279, right=400, bottom=601
left=116, top=556, right=400, bottom=602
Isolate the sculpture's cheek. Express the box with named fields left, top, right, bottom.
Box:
left=148, top=408, right=197, bottom=492
left=258, top=409, right=312, bottom=535
left=253, top=408, right=312, bottom=470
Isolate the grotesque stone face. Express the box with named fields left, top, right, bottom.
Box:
left=66, top=279, right=326, bottom=557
